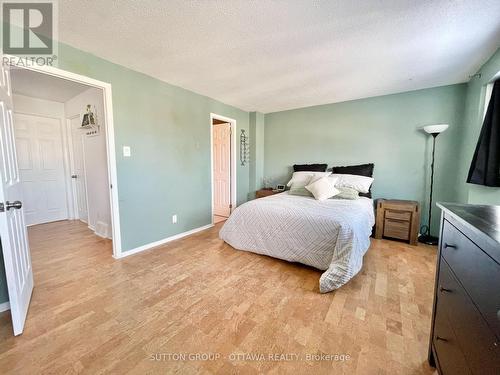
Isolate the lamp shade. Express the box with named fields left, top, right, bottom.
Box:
left=423, top=124, right=449, bottom=134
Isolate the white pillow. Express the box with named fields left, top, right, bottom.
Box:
left=286, top=171, right=331, bottom=187
left=331, top=174, right=374, bottom=193
left=305, top=176, right=340, bottom=200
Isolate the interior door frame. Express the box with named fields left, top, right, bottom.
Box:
left=210, top=113, right=237, bottom=224
left=5, top=55, right=123, bottom=258
left=66, top=114, right=90, bottom=223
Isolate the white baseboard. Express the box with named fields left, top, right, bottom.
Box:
left=115, top=224, right=214, bottom=259
left=0, top=301, right=10, bottom=312
left=95, top=221, right=111, bottom=239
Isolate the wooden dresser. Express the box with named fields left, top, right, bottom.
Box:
left=429, top=203, right=500, bottom=374
left=375, top=199, right=420, bottom=245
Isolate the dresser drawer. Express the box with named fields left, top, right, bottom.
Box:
left=433, top=291, right=471, bottom=375
left=385, top=209, right=411, bottom=221
left=441, top=220, right=500, bottom=338
left=383, top=218, right=410, bottom=240
left=437, top=260, right=500, bottom=374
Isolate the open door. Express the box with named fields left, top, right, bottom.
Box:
left=213, top=122, right=231, bottom=217
left=0, top=62, right=33, bottom=336
left=69, top=115, right=88, bottom=222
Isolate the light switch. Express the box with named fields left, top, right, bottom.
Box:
left=123, top=146, right=131, bottom=157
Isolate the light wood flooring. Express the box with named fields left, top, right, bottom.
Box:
left=0, top=220, right=437, bottom=374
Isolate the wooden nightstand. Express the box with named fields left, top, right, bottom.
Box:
left=255, top=189, right=280, bottom=199
left=375, top=199, right=420, bottom=245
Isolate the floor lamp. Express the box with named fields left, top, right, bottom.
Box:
left=419, top=124, right=449, bottom=245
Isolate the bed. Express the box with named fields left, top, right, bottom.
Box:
left=219, top=192, right=375, bottom=293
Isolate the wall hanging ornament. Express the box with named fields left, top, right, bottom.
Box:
left=240, top=129, right=250, bottom=166
left=80, top=104, right=100, bottom=136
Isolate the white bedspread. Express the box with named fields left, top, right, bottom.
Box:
left=219, top=192, right=375, bottom=293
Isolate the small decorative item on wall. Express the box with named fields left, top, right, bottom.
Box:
left=81, top=104, right=96, bottom=127
left=81, top=104, right=100, bottom=137
left=240, top=129, right=250, bottom=166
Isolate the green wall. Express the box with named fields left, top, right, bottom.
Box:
left=456, top=48, right=500, bottom=205
left=263, top=84, right=467, bottom=235
left=56, top=43, right=251, bottom=251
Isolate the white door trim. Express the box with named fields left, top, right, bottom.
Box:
left=66, top=114, right=90, bottom=223
left=6, top=55, right=122, bottom=258
left=210, top=113, right=237, bottom=224
left=66, top=115, right=78, bottom=220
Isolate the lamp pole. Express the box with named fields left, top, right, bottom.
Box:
left=428, top=133, right=437, bottom=233
left=419, top=132, right=439, bottom=245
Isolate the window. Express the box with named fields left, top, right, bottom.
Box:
left=483, top=82, right=493, bottom=119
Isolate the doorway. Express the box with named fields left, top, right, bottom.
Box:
left=7, top=62, right=121, bottom=256
left=210, top=114, right=236, bottom=224
left=0, top=59, right=121, bottom=336
left=11, top=69, right=113, bottom=239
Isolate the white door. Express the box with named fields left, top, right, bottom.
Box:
left=14, top=113, right=68, bottom=226
left=69, top=116, right=88, bottom=222
left=0, top=63, right=33, bottom=335
left=213, top=123, right=231, bottom=217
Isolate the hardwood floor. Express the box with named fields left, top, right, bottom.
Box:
left=0, top=220, right=437, bottom=374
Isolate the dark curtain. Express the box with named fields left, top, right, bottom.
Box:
left=467, top=80, right=500, bottom=187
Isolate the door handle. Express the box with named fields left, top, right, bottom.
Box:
left=444, top=243, right=456, bottom=249
left=435, top=336, right=448, bottom=342
left=71, top=175, right=77, bottom=179
left=439, top=285, right=452, bottom=293
left=0, top=201, right=23, bottom=212
left=0, top=200, right=23, bottom=212
left=5, top=200, right=22, bottom=210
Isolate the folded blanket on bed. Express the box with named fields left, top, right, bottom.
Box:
left=219, top=192, right=375, bottom=293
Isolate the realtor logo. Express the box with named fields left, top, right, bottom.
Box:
left=1, top=0, right=58, bottom=65
left=1, top=0, right=58, bottom=66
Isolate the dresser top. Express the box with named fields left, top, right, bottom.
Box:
left=437, top=202, right=500, bottom=246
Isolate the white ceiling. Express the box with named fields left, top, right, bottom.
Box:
left=58, top=1, right=500, bottom=113
left=11, top=69, right=89, bottom=102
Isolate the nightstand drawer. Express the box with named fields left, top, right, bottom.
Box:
left=384, top=218, right=410, bottom=240
left=385, top=209, right=411, bottom=221
left=441, top=220, right=500, bottom=338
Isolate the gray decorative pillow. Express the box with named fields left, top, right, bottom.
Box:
left=331, top=187, right=359, bottom=200
left=288, top=176, right=314, bottom=197
left=289, top=186, right=313, bottom=197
